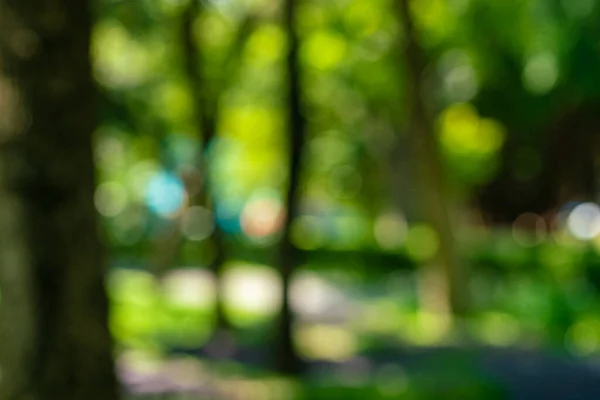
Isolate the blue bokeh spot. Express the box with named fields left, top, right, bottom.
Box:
left=145, top=170, right=186, bottom=217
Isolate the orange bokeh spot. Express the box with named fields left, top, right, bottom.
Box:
left=241, top=197, right=286, bottom=238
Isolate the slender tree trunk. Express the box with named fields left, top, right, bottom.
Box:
left=151, top=1, right=256, bottom=339
left=396, top=0, right=468, bottom=319
left=0, top=1, right=120, bottom=400
left=181, top=0, right=230, bottom=332
left=274, top=0, right=305, bottom=375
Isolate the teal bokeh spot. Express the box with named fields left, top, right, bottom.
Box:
left=145, top=171, right=186, bottom=217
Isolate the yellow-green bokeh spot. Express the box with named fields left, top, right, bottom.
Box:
left=566, top=317, right=600, bottom=356
left=410, top=0, right=454, bottom=44
left=405, top=224, right=440, bottom=262
left=244, top=25, right=286, bottom=66
left=221, top=107, right=282, bottom=142
left=301, top=30, right=348, bottom=71
left=476, top=119, right=505, bottom=153
left=439, top=103, right=506, bottom=156
left=92, top=21, right=163, bottom=87
left=108, top=269, right=159, bottom=306
left=196, top=11, right=236, bottom=50
left=153, top=81, right=194, bottom=124
left=343, top=0, right=383, bottom=38
left=438, top=103, right=506, bottom=184
left=296, top=324, right=358, bottom=361
left=110, top=303, right=158, bottom=347
left=401, top=311, right=449, bottom=345
left=474, top=312, right=521, bottom=347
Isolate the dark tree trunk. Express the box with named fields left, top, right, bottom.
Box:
left=181, top=0, right=230, bottom=333
left=477, top=130, right=558, bottom=226
left=551, top=105, right=600, bottom=205
left=396, top=0, right=468, bottom=318
left=274, top=0, right=305, bottom=375
left=150, top=1, right=256, bottom=340
left=0, top=1, right=120, bottom=400
left=478, top=104, right=600, bottom=226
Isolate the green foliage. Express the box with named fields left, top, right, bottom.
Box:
left=91, top=0, right=600, bottom=373
left=298, top=364, right=506, bottom=400
left=108, top=269, right=213, bottom=349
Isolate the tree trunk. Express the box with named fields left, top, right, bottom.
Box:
left=274, top=0, right=305, bottom=375
left=0, top=1, right=120, bottom=400
left=181, top=0, right=230, bottom=333
left=396, top=0, right=468, bottom=319
left=551, top=106, right=599, bottom=205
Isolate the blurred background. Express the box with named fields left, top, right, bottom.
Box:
left=88, top=0, right=600, bottom=398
